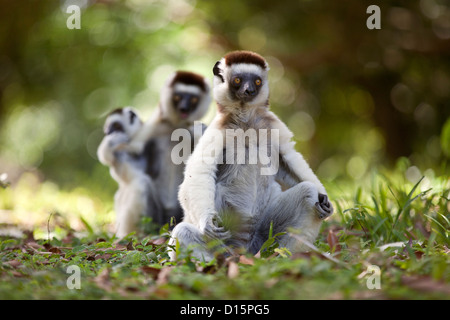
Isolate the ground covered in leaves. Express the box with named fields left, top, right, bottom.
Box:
left=0, top=167, right=449, bottom=300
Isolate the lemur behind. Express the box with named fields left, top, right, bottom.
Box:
left=98, top=71, right=211, bottom=238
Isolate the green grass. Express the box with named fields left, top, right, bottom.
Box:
left=0, top=167, right=449, bottom=300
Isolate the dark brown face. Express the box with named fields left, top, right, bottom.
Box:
left=229, top=73, right=263, bottom=103
left=172, top=92, right=200, bottom=119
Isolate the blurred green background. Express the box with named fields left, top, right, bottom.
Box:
left=0, top=0, right=449, bottom=220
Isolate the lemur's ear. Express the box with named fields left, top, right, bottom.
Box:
left=129, top=110, right=137, bottom=124
left=213, top=61, right=224, bottom=83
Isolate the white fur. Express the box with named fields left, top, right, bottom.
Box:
left=178, top=115, right=226, bottom=230
left=173, top=83, right=203, bottom=95
left=114, top=171, right=153, bottom=238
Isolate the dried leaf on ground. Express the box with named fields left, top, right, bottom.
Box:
left=239, top=255, right=254, bottom=265
left=4, top=260, right=22, bottom=268
left=94, top=268, right=112, bottom=291
left=401, top=275, right=450, bottom=295
left=227, top=261, right=239, bottom=279
left=327, top=229, right=341, bottom=253
left=141, top=266, right=162, bottom=280
left=126, top=241, right=134, bottom=251
left=156, top=266, right=173, bottom=285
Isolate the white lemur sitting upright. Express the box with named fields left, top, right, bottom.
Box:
left=169, top=51, right=333, bottom=261
left=97, top=71, right=211, bottom=238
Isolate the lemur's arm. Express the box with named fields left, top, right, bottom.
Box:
left=97, top=133, right=138, bottom=183
left=178, top=117, right=229, bottom=240
left=270, top=112, right=327, bottom=195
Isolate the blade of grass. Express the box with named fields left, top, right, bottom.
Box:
left=371, top=217, right=389, bottom=238
left=387, top=176, right=425, bottom=242
left=424, top=214, right=449, bottom=245
left=80, top=215, right=94, bottom=235
left=289, top=233, right=348, bottom=267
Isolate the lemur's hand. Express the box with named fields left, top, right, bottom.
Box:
left=116, top=140, right=144, bottom=155
left=109, top=132, right=128, bottom=143
left=202, top=213, right=231, bottom=241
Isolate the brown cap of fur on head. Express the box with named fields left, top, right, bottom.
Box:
left=170, top=71, right=208, bottom=92
left=224, top=51, right=268, bottom=70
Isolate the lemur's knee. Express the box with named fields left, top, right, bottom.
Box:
left=274, top=181, right=333, bottom=252
left=168, top=222, right=214, bottom=262
left=293, top=181, right=333, bottom=220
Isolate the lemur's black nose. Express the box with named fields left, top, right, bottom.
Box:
left=179, top=101, right=190, bottom=113
left=245, top=88, right=256, bottom=96
left=243, top=82, right=257, bottom=97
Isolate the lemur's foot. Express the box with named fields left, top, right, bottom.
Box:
left=315, top=193, right=333, bottom=220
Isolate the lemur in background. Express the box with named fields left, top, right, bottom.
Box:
left=98, top=71, right=211, bottom=238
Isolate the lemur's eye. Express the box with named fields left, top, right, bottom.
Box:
left=234, top=77, right=241, bottom=85
left=191, top=97, right=198, bottom=104
left=255, top=79, right=262, bottom=86
left=173, top=94, right=181, bottom=102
